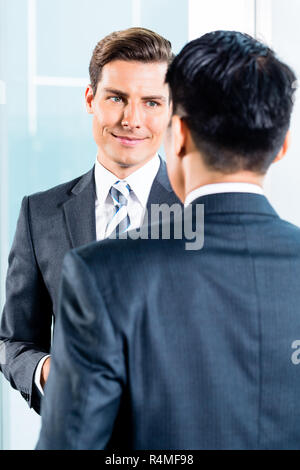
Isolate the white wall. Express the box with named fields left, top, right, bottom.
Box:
left=189, top=0, right=255, bottom=39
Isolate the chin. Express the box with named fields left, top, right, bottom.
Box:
left=115, top=152, right=152, bottom=168
left=115, top=156, right=139, bottom=167
left=116, top=161, right=133, bottom=168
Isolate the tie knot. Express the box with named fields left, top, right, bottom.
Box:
left=110, top=180, right=131, bottom=207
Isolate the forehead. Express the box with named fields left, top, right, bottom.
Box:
left=98, top=60, right=169, bottom=95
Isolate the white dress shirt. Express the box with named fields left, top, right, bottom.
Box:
left=185, top=182, right=264, bottom=207
left=95, top=154, right=160, bottom=240
left=34, top=154, right=160, bottom=395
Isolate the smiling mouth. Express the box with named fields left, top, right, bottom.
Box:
left=111, top=133, right=147, bottom=146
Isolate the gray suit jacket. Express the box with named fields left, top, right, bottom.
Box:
left=37, top=193, right=300, bottom=449
left=0, top=158, right=180, bottom=414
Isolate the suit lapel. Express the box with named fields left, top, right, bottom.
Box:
left=146, top=157, right=179, bottom=208
left=63, top=168, right=96, bottom=248
left=62, top=159, right=178, bottom=248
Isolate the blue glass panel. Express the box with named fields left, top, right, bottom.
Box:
left=141, top=0, right=188, bottom=54
left=37, top=0, right=133, bottom=77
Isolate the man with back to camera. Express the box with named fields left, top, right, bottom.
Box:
left=37, top=31, right=300, bottom=450
left=0, top=27, right=180, bottom=414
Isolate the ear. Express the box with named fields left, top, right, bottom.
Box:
left=85, top=85, right=94, bottom=114
left=171, top=115, right=189, bottom=159
left=273, top=130, right=291, bottom=163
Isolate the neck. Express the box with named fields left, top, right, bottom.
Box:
left=183, top=152, right=265, bottom=200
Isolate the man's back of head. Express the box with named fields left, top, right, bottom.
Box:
left=165, top=30, right=296, bottom=189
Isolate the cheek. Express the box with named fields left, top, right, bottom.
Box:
left=94, top=105, right=120, bottom=131
left=147, top=113, right=169, bottom=139
left=92, top=115, right=104, bottom=138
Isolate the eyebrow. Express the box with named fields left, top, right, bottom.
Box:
left=103, top=88, right=167, bottom=102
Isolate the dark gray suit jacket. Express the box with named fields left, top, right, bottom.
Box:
left=0, top=158, right=179, bottom=414
left=37, top=193, right=300, bottom=449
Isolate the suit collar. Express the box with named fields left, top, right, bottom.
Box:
left=185, top=182, right=264, bottom=207
left=94, top=154, right=160, bottom=208
left=147, top=156, right=177, bottom=207
left=63, top=159, right=178, bottom=248
left=191, top=192, right=278, bottom=217
left=71, top=167, right=94, bottom=195
left=71, top=157, right=173, bottom=199
left=126, top=155, right=160, bottom=207
left=63, top=167, right=96, bottom=248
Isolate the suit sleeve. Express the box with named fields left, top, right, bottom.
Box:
left=36, top=250, right=126, bottom=450
left=0, top=196, right=53, bottom=414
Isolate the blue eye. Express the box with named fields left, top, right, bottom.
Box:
left=110, top=96, right=123, bottom=103
left=147, top=101, right=158, bottom=107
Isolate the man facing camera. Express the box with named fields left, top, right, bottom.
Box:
left=37, top=31, right=300, bottom=449
left=0, top=27, right=180, bottom=414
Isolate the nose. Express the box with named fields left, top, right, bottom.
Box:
left=122, top=102, right=141, bottom=129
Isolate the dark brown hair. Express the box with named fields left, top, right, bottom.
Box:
left=89, top=27, right=173, bottom=95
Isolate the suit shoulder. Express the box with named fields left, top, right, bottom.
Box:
left=249, top=215, right=300, bottom=256
left=28, top=169, right=92, bottom=202
left=277, top=216, right=300, bottom=241
left=25, top=168, right=94, bottom=214
left=73, top=233, right=179, bottom=273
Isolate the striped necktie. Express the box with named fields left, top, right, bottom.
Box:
left=105, top=180, right=132, bottom=238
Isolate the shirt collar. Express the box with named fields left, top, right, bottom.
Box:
left=94, top=159, right=119, bottom=205
left=95, top=154, right=160, bottom=207
left=126, top=154, right=160, bottom=207
left=185, top=182, right=264, bottom=207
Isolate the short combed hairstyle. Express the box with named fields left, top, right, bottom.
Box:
left=89, top=27, right=174, bottom=95
left=166, top=31, right=297, bottom=174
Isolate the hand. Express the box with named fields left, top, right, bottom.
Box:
left=41, top=357, right=51, bottom=390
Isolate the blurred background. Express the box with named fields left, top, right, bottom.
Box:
left=0, top=0, right=299, bottom=450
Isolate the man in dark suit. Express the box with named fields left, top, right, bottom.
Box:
left=0, top=27, right=180, bottom=414
left=37, top=31, right=300, bottom=449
